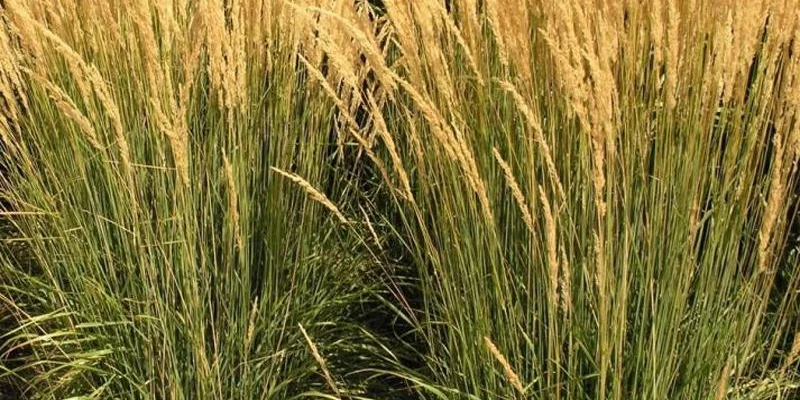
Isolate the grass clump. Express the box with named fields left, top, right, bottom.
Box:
left=1, top=1, right=800, bottom=400
left=0, top=1, right=383, bottom=398
left=315, top=1, right=800, bottom=398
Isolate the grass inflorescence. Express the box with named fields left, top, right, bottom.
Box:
left=1, top=1, right=800, bottom=399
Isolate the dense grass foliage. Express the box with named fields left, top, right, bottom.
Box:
left=1, top=1, right=800, bottom=399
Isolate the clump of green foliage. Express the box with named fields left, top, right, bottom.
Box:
left=1, top=1, right=800, bottom=399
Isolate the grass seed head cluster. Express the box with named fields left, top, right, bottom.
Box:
left=1, top=0, right=800, bottom=399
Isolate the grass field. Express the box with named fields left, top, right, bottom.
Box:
left=1, top=0, right=800, bottom=399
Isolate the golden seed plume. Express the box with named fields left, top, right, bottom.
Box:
left=665, top=0, right=680, bottom=110
left=18, top=13, right=91, bottom=94
left=94, top=2, right=122, bottom=47
left=368, top=92, right=414, bottom=202
left=4, top=0, right=45, bottom=62
left=713, top=12, right=735, bottom=103
left=651, top=0, right=665, bottom=79
left=458, top=0, right=481, bottom=49
left=758, top=132, right=786, bottom=272
left=0, top=28, right=26, bottom=138
left=245, top=297, right=260, bottom=349
left=34, top=74, right=103, bottom=152
left=296, top=54, right=359, bottom=129
left=593, top=231, right=607, bottom=309
left=731, top=1, right=767, bottom=100
left=496, top=79, right=565, bottom=202
left=540, top=28, right=590, bottom=128
left=484, top=0, right=509, bottom=69
left=483, top=336, right=525, bottom=394
left=168, top=18, right=202, bottom=189
left=539, top=185, right=559, bottom=310
left=450, top=122, right=496, bottom=227
left=270, top=167, right=348, bottom=224
left=21, top=14, right=132, bottom=181
left=383, top=0, right=423, bottom=85
left=590, top=138, right=608, bottom=218
left=231, top=0, right=247, bottom=108
left=540, top=3, right=616, bottom=219
left=715, top=358, right=732, bottom=400
left=130, top=0, right=165, bottom=102
left=492, top=148, right=534, bottom=232
left=59, top=46, right=93, bottom=107
left=689, top=194, right=701, bottom=244
left=313, top=34, right=361, bottom=94
left=432, top=1, right=484, bottom=86
left=401, top=106, right=426, bottom=176
left=391, top=73, right=492, bottom=217
left=784, top=332, right=800, bottom=370
left=299, top=324, right=342, bottom=398
left=200, top=0, right=237, bottom=109
left=301, top=4, right=397, bottom=95
left=487, top=0, right=533, bottom=82
left=360, top=205, right=383, bottom=251
left=413, top=0, right=456, bottom=106
left=560, top=246, right=572, bottom=315
left=223, top=151, right=241, bottom=250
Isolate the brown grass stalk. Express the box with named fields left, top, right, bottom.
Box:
left=496, top=79, right=565, bottom=202
left=483, top=336, right=525, bottom=394
left=223, top=151, right=242, bottom=250
left=299, top=324, right=342, bottom=398
left=715, top=358, right=733, bottom=400
left=493, top=148, right=534, bottom=232
left=270, top=167, right=349, bottom=224
left=33, top=74, right=103, bottom=152
left=539, top=185, right=559, bottom=309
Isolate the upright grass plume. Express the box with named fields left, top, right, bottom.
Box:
left=0, top=1, right=384, bottom=399
left=310, top=0, right=800, bottom=399
left=1, top=0, right=800, bottom=399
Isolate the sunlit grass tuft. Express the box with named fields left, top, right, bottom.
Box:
left=2, top=1, right=800, bottom=399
